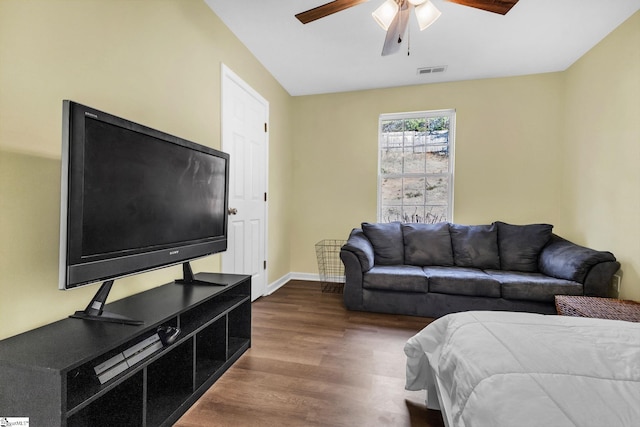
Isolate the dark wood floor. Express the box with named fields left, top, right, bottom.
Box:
left=175, top=281, right=445, bottom=427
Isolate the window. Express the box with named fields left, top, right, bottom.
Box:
left=378, top=110, right=455, bottom=224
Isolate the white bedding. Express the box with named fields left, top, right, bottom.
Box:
left=405, top=311, right=640, bottom=427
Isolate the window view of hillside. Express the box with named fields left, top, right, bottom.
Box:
left=378, top=111, right=455, bottom=224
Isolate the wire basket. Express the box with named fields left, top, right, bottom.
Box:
left=315, top=239, right=347, bottom=293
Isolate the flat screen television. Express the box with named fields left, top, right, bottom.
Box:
left=59, top=100, right=230, bottom=324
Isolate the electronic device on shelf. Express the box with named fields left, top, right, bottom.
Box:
left=157, top=325, right=181, bottom=346
left=93, top=333, right=164, bottom=384
left=59, top=100, right=231, bottom=325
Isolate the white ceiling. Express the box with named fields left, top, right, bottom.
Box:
left=205, top=0, right=639, bottom=96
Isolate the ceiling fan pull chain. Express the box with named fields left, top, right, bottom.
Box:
left=407, top=16, right=411, bottom=56
left=398, top=0, right=406, bottom=44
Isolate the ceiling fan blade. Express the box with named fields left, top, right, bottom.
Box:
left=446, top=0, right=519, bottom=15
left=381, top=3, right=411, bottom=56
left=296, top=0, right=370, bottom=24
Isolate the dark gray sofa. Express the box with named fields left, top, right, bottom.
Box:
left=340, top=221, right=620, bottom=318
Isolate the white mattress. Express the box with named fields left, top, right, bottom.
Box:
left=405, top=311, right=640, bottom=427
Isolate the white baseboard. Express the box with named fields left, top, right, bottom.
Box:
left=265, top=272, right=320, bottom=295
left=290, top=272, right=321, bottom=282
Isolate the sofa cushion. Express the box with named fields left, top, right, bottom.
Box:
left=486, top=270, right=583, bottom=302
left=450, top=224, right=500, bottom=270
left=496, top=221, right=553, bottom=272
left=424, top=266, right=501, bottom=298
left=402, top=222, right=454, bottom=266
left=362, top=222, right=404, bottom=265
left=363, top=265, right=428, bottom=293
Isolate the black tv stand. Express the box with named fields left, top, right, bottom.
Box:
left=70, top=280, right=143, bottom=325
left=175, top=262, right=228, bottom=286
left=0, top=273, right=251, bottom=426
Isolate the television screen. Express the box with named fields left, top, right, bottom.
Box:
left=59, top=101, right=229, bottom=290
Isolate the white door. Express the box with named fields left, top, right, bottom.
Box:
left=221, top=64, right=268, bottom=301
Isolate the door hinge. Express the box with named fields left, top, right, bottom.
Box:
left=264, top=122, right=268, bottom=133
left=263, top=260, right=267, bottom=270
left=264, top=192, right=267, bottom=202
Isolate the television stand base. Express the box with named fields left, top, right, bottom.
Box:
left=175, top=262, right=229, bottom=286
left=70, top=280, right=143, bottom=325
left=175, top=279, right=228, bottom=286
left=70, top=310, right=144, bottom=326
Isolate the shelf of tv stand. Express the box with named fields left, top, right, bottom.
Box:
left=0, top=272, right=251, bottom=427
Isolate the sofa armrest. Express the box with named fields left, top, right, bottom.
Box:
left=582, top=260, right=621, bottom=297
left=340, top=249, right=364, bottom=310
left=539, top=235, right=619, bottom=296
left=341, top=228, right=374, bottom=272
left=339, top=228, right=374, bottom=311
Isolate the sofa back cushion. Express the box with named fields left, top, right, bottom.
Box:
left=402, top=222, right=454, bottom=266
left=496, top=221, right=553, bottom=272
left=450, top=224, right=500, bottom=269
left=362, top=222, right=404, bottom=265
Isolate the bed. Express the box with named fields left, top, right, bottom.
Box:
left=404, top=311, right=640, bottom=427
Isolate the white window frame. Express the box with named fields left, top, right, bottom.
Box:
left=377, top=109, right=456, bottom=223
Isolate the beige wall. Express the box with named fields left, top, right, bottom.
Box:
left=0, top=0, right=293, bottom=339
left=290, top=74, right=567, bottom=273
left=562, top=11, right=640, bottom=300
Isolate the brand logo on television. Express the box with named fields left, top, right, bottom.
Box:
left=170, top=251, right=179, bottom=255
left=84, top=112, right=98, bottom=119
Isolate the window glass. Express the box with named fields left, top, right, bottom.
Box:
left=378, top=110, right=455, bottom=224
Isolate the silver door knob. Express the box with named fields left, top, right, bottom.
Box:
left=228, top=208, right=238, bottom=215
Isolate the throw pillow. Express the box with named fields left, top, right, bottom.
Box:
left=496, top=221, right=553, bottom=272
left=450, top=223, right=500, bottom=270
left=361, top=222, right=404, bottom=265
left=402, top=222, right=454, bottom=266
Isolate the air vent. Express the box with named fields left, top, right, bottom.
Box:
left=417, top=65, right=447, bottom=75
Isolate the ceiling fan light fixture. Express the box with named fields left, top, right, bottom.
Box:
left=407, top=0, right=427, bottom=5
left=372, top=0, right=399, bottom=31
left=415, top=0, right=441, bottom=31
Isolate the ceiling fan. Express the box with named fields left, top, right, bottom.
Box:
left=296, top=0, right=519, bottom=56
